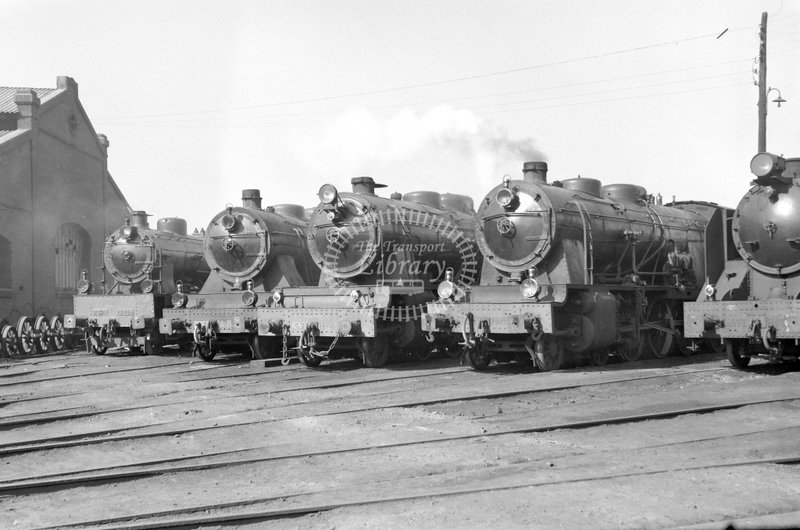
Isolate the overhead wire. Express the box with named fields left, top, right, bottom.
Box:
left=97, top=57, right=757, bottom=126
left=92, top=19, right=800, bottom=130
left=95, top=26, right=756, bottom=122
left=98, top=80, right=754, bottom=130
left=94, top=62, right=765, bottom=129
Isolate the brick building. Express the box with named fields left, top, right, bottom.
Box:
left=0, top=76, right=130, bottom=323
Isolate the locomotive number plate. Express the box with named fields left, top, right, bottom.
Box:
left=91, top=309, right=109, bottom=316
left=488, top=319, right=511, bottom=333
left=116, top=309, right=135, bottom=316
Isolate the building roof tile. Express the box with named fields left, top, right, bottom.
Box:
left=0, top=87, right=57, bottom=113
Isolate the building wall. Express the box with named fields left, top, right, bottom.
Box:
left=0, top=76, right=130, bottom=323
left=0, top=136, right=34, bottom=320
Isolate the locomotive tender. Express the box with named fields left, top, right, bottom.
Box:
left=64, top=211, right=209, bottom=354
left=158, top=189, right=319, bottom=360
left=685, top=153, right=800, bottom=368
left=424, top=161, right=729, bottom=370
left=257, top=177, right=480, bottom=368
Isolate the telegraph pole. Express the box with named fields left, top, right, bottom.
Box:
left=757, top=11, right=768, bottom=152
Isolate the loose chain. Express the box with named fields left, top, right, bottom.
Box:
left=281, top=324, right=290, bottom=366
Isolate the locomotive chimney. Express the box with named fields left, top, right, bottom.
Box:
left=130, top=211, right=150, bottom=228
left=523, top=161, right=548, bottom=183
left=351, top=176, right=387, bottom=195
left=241, top=189, right=262, bottom=209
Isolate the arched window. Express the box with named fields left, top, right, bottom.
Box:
left=0, top=234, right=10, bottom=293
left=55, top=223, right=91, bottom=291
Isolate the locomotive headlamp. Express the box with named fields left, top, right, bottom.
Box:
left=437, top=268, right=456, bottom=299
left=76, top=280, right=91, bottom=294
left=703, top=283, right=717, bottom=299
left=318, top=184, right=339, bottom=205
left=171, top=282, right=188, bottom=308
left=140, top=279, right=154, bottom=294
left=220, top=214, right=237, bottom=231
left=120, top=225, right=136, bottom=240
left=171, top=292, right=188, bottom=308
left=241, top=290, right=258, bottom=307
left=241, top=280, right=258, bottom=307
left=520, top=267, right=540, bottom=298
left=76, top=269, right=91, bottom=294
left=272, top=290, right=284, bottom=304
left=750, top=152, right=786, bottom=178
left=496, top=175, right=518, bottom=209
left=496, top=188, right=518, bottom=209
left=520, top=278, right=540, bottom=299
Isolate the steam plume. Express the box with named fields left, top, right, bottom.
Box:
left=289, top=106, right=545, bottom=196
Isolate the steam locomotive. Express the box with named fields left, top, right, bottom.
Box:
left=257, top=177, right=480, bottom=367
left=684, top=152, right=800, bottom=368
left=423, top=161, right=729, bottom=370
left=158, top=189, right=320, bottom=361
left=64, top=211, right=209, bottom=354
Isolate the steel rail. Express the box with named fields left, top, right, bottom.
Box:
left=36, top=453, right=800, bottom=530
left=0, top=366, right=730, bottom=456
left=0, top=358, right=204, bottom=388
left=3, top=394, right=799, bottom=495
left=0, top=365, right=474, bottom=428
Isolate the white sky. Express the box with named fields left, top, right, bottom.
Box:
left=2, top=0, right=799, bottom=230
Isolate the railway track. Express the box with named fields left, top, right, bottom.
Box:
left=1, top=392, right=799, bottom=495
left=32, top=444, right=800, bottom=529
left=0, top=357, right=207, bottom=388
left=0, top=365, right=735, bottom=454
left=3, top=352, right=799, bottom=529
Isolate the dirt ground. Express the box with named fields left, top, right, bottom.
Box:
left=1, top=348, right=800, bottom=529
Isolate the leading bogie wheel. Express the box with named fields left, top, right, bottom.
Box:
left=726, top=340, right=751, bottom=369
left=436, top=336, right=461, bottom=359
left=144, top=333, right=163, bottom=355
left=589, top=348, right=609, bottom=366
left=464, top=344, right=491, bottom=370
left=674, top=334, right=694, bottom=357
left=194, top=341, right=216, bottom=361
left=49, top=316, right=66, bottom=351
left=16, top=316, right=38, bottom=355
left=359, top=337, right=391, bottom=368
left=34, top=315, right=52, bottom=354
left=87, top=331, right=107, bottom=355
left=412, top=341, right=434, bottom=361
left=534, top=336, right=566, bottom=372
